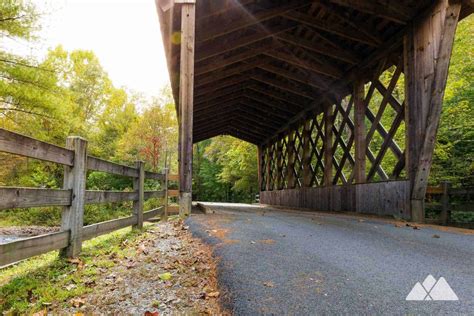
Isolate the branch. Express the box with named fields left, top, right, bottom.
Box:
left=0, top=58, right=55, bottom=73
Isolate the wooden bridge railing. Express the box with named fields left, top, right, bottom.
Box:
left=0, top=129, right=178, bottom=267
left=425, top=181, right=474, bottom=226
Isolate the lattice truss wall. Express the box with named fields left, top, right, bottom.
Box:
left=260, top=58, right=407, bottom=191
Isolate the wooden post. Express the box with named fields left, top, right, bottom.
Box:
left=287, top=129, right=296, bottom=189
left=177, top=0, right=196, bottom=217
left=405, top=0, right=461, bottom=222
left=133, top=161, right=144, bottom=229
left=61, top=136, right=87, bottom=258
left=257, top=146, right=263, bottom=192
left=276, top=138, right=283, bottom=190
left=265, top=145, right=271, bottom=191
left=354, top=81, right=366, bottom=183
left=441, top=181, right=451, bottom=225
left=324, top=104, right=333, bottom=186
left=162, top=168, right=169, bottom=221
left=302, top=120, right=312, bottom=187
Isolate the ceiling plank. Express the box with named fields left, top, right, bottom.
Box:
left=282, top=10, right=381, bottom=46
left=276, top=32, right=361, bottom=64
left=328, top=0, right=411, bottom=24
left=264, top=49, right=343, bottom=79
left=197, top=0, right=309, bottom=43
left=195, top=22, right=295, bottom=62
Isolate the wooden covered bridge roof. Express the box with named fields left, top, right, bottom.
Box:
left=156, top=0, right=473, bottom=145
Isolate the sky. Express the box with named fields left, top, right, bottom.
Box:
left=14, top=0, right=170, bottom=98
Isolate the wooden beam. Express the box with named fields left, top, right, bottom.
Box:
left=250, top=74, right=314, bottom=100
left=256, top=62, right=327, bottom=90
left=264, top=49, right=342, bottom=79
left=61, top=136, right=87, bottom=258
left=195, top=22, right=295, bottom=62
left=178, top=1, right=196, bottom=217
left=247, top=86, right=308, bottom=108
left=195, top=40, right=280, bottom=75
left=195, top=58, right=269, bottom=88
left=329, top=0, right=411, bottom=24
left=197, top=1, right=309, bottom=43
left=195, top=75, right=248, bottom=97
left=324, top=105, right=333, bottom=186
left=275, top=32, right=361, bottom=64
left=282, top=10, right=381, bottom=46
left=287, top=128, right=297, bottom=189
left=409, top=0, right=462, bottom=221
left=302, top=119, right=312, bottom=187
left=353, top=80, right=366, bottom=183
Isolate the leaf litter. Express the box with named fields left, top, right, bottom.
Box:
left=56, top=219, right=223, bottom=315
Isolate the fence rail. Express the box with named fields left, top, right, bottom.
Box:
left=426, top=181, right=474, bottom=226
left=0, top=128, right=178, bottom=267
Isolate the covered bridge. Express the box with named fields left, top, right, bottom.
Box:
left=155, top=0, right=473, bottom=221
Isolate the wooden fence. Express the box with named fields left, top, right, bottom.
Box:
left=426, top=181, right=474, bottom=226
left=0, top=129, right=179, bottom=266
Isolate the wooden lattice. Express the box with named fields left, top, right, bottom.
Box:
left=261, top=58, right=407, bottom=191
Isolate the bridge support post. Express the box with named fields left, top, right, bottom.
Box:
left=177, top=0, right=196, bottom=217
left=61, top=136, right=87, bottom=258
left=323, top=105, right=333, bottom=186
left=404, top=0, right=461, bottom=222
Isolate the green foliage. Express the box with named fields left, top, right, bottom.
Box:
left=432, top=16, right=474, bottom=187
left=0, top=226, right=148, bottom=314
left=193, top=136, right=258, bottom=203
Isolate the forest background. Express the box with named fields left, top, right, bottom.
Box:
left=0, top=0, right=472, bottom=227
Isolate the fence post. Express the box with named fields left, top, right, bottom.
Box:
left=61, top=136, right=87, bottom=258
left=133, top=161, right=144, bottom=229
left=441, top=181, right=451, bottom=225
left=162, top=168, right=169, bottom=221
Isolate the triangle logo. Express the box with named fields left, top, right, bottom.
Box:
left=406, top=275, right=459, bottom=301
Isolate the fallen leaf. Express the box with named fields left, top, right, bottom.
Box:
left=71, top=297, right=85, bottom=308
left=207, top=291, right=220, bottom=298
left=432, top=234, right=440, bottom=238
left=67, top=258, right=84, bottom=270
left=159, top=272, right=173, bottom=281
left=32, top=310, right=47, bottom=316
left=144, top=312, right=159, bottom=316
left=263, top=281, right=275, bottom=288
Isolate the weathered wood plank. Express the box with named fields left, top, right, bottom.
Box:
left=0, top=231, right=70, bottom=267
left=133, top=161, right=145, bottom=229
left=179, top=1, right=196, bottom=217
left=0, top=129, right=74, bottom=166
left=144, top=207, right=164, bottom=220
left=82, top=216, right=137, bottom=241
left=145, top=171, right=165, bottom=181
left=87, top=157, right=139, bottom=178
left=0, top=187, right=71, bottom=210
left=85, top=191, right=138, bottom=204
left=168, top=190, right=179, bottom=197
left=61, top=137, right=87, bottom=258
left=144, top=190, right=166, bottom=199
left=168, top=174, right=179, bottom=182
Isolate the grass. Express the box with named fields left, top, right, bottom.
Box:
left=0, top=224, right=154, bottom=314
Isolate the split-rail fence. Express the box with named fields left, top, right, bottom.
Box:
left=0, top=129, right=178, bottom=267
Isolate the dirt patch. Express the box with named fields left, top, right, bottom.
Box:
left=55, top=220, right=225, bottom=315
left=0, top=226, right=59, bottom=237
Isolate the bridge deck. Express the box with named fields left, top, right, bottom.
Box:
left=187, top=203, right=473, bottom=314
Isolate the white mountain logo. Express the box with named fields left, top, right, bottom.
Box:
left=406, top=275, right=459, bottom=301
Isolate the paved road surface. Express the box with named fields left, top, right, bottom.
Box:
left=186, top=203, right=474, bottom=315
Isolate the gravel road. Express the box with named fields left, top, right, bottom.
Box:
left=186, top=203, right=474, bottom=315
